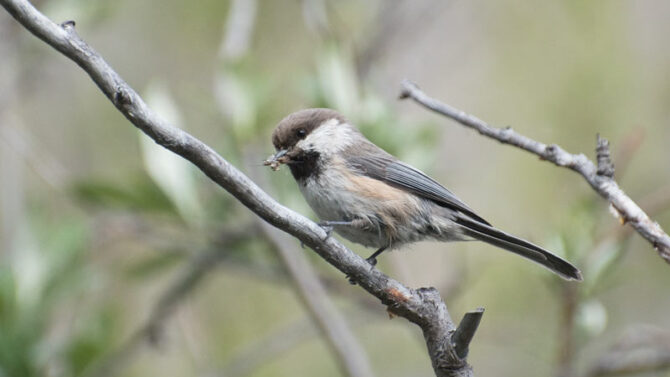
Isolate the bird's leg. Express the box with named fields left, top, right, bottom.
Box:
left=365, top=246, right=387, bottom=266
left=317, top=220, right=354, bottom=238
left=317, top=218, right=371, bottom=240
left=318, top=219, right=385, bottom=264
left=347, top=246, right=388, bottom=285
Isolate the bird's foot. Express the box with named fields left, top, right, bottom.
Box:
left=364, top=247, right=386, bottom=268
left=347, top=258, right=377, bottom=285
left=317, top=222, right=334, bottom=240
left=317, top=220, right=353, bottom=240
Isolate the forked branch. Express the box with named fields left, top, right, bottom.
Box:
left=0, top=1, right=481, bottom=376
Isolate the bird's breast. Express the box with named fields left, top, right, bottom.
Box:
left=297, top=157, right=428, bottom=248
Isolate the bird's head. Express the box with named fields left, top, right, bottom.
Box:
left=266, top=108, right=358, bottom=174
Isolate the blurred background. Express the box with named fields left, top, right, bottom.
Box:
left=1, top=1, right=670, bottom=376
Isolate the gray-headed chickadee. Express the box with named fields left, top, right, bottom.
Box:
left=266, top=108, right=581, bottom=281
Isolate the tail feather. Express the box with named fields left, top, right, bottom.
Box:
left=455, top=216, right=582, bottom=281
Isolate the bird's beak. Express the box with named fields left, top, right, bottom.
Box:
left=272, top=149, right=288, bottom=160
left=264, top=149, right=289, bottom=171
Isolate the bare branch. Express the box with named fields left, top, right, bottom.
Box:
left=399, top=80, right=670, bottom=265
left=556, top=283, right=579, bottom=377
left=587, top=326, right=670, bottom=377
left=0, top=1, right=478, bottom=375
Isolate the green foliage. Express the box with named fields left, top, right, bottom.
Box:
left=124, top=250, right=186, bottom=280
left=71, top=174, right=176, bottom=214
left=0, top=266, right=39, bottom=377
left=0, top=216, right=119, bottom=377
left=65, top=305, right=119, bottom=376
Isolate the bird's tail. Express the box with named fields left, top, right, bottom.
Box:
left=455, top=216, right=582, bottom=281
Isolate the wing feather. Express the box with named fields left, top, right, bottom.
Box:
left=346, top=152, right=490, bottom=225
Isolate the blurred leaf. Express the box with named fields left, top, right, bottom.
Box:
left=315, top=44, right=359, bottom=115
left=544, top=234, right=568, bottom=260
left=0, top=266, right=17, bottom=325
left=9, top=219, right=44, bottom=312
left=548, top=196, right=602, bottom=262
left=39, top=220, right=88, bottom=304
left=303, top=51, right=439, bottom=167
left=214, top=71, right=258, bottom=142
left=357, top=99, right=438, bottom=173
left=44, top=0, right=120, bottom=25
left=124, top=250, right=185, bottom=279
left=0, top=215, right=94, bottom=377
left=0, top=253, right=45, bottom=377
left=71, top=175, right=176, bottom=214
left=142, top=81, right=205, bottom=227
left=576, top=299, right=608, bottom=338
left=65, top=305, right=119, bottom=376
left=582, top=239, right=625, bottom=297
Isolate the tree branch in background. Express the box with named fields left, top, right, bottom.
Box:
left=0, top=1, right=482, bottom=376
left=399, top=80, right=670, bottom=265
left=246, top=151, right=375, bottom=377
left=587, top=326, right=670, bottom=377
left=85, top=228, right=254, bottom=377
left=220, top=2, right=374, bottom=374
left=218, top=298, right=379, bottom=377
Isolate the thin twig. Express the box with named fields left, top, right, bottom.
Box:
left=599, top=183, right=670, bottom=243
left=399, top=80, right=670, bottom=265
left=556, top=283, right=579, bottom=377
left=0, top=2, right=480, bottom=375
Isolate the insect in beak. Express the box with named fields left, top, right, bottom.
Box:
left=263, top=149, right=289, bottom=171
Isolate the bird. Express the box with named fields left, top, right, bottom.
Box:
left=265, top=108, right=582, bottom=281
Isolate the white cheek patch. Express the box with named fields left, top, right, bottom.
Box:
left=297, top=118, right=357, bottom=155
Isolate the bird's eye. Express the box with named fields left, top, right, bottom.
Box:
left=296, top=128, right=306, bottom=138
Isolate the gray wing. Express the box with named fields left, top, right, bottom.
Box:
left=347, top=153, right=491, bottom=225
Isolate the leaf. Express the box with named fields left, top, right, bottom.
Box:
left=577, top=299, right=608, bottom=338
left=141, top=81, right=205, bottom=226
left=70, top=175, right=175, bottom=213
left=214, top=71, right=257, bottom=142
left=65, top=305, right=119, bottom=376
left=124, top=250, right=185, bottom=279
left=9, top=218, right=44, bottom=311
left=315, top=44, right=359, bottom=115
left=582, top=239, right=625, bottom=296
